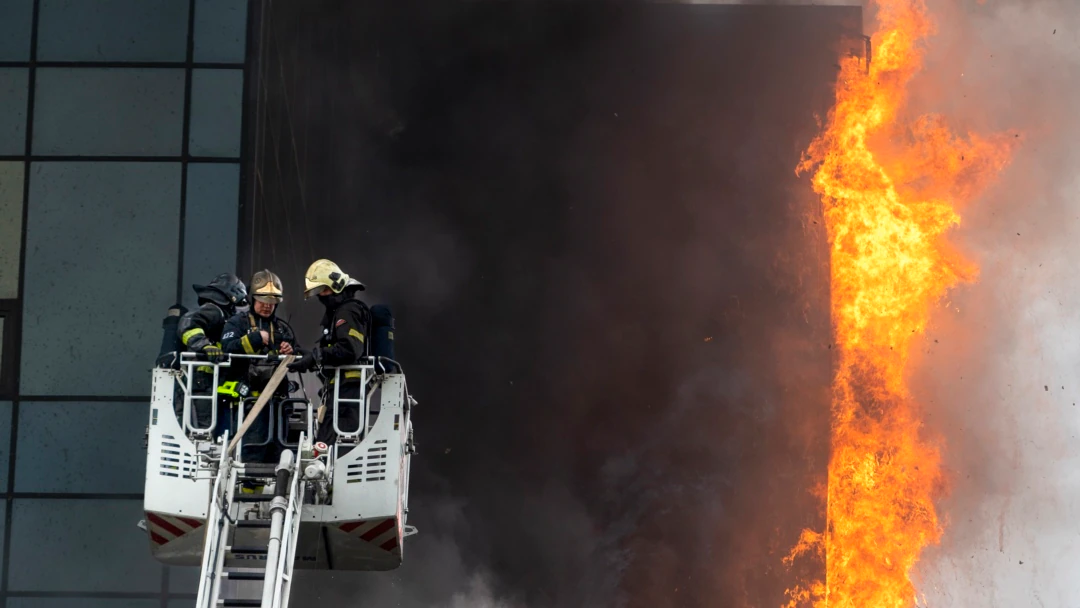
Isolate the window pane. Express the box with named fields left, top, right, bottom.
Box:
left=8, top=600, right=159, bottom=608
left=37, top=0, right=188, bottom=62
left=188, top=69, right=243, bottom=158
left=16, top=401, right=146, bottom=493
left=33, top=68, right=185, bottom=156
left=9, top=499, right=162, bottom=592
left=21, top=162, right=181, bottom=396
left=0, top=68, right=28, bottom=155
left=0, top=0, right=33, bottom=61
left=0, top=162, right=25, bottom=299
left=182, top=163, right=239, bottom=310
left=169, top=565, right=199, bottom=593
left=194, top=0, right=247, bottom=63
left=0, top=400, right=10, bottom=490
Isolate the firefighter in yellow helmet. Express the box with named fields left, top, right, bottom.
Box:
left=288, top=259, right=369, bottom=445
left=220, top=269, right=298, bottom=462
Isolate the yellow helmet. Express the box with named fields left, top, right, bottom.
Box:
left=250, top=269, right=283, bottom=303
left=303, top=259, right=365, bottom=299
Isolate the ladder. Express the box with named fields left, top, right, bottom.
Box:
left=195, top=432, right=304, bottom=608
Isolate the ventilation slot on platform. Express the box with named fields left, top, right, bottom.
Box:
left=347, top=458, right=365, bottom=484
left=366, top=452, right=387, bottom=481
left=159, top=441, right=197, bottom=478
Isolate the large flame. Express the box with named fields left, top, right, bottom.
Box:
left=785, top=1, right=1012, bottom=607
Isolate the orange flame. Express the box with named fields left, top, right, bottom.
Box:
left=785, top=1, right=1012, bottom=607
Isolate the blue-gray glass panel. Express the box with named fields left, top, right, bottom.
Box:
left=182, top=163, right=239, bottom=310
left=15, top=401, right=147, bottom=493
left=21, top=162, right=181, bottom=396
left=37, top=0, right=189, bottom=62
left=168, top=565, right=199, bottom=592
left=8, top=499, right=162, bottom=592
left=188, top=69, right=243, bottom=158
left=0, top=161, right=24, bottom=298
left=0, top=401, right=11, bottom=491
left=33, top=68, right=184, bottom=156
left=193, top=0, right=247, bottom=63
left=0, top=0, right=33, bottom=61
left=9, top=600, right=160, bottom=608
left=0, top=68, right=28, bottom=155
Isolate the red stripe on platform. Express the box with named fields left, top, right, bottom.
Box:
left=177, top=517, right=203, bottom=529
left=147, top=513, right=184, bottom=537
left=360, top=518, right=395, bottom=542
left=380, top=536, right=398, bottom=552
left=151, top=531, right=169, bottom=546
left=339, top=521, right=364, bottom=533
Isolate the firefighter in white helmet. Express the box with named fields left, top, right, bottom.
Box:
left=288, top=259, right=369, bottom=445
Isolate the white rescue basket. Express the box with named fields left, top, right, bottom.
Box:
left=142, top=353, right=417, bottom=572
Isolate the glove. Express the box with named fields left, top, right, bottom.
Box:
left=287, top=349, right=318, bottom=373
left=202, top=344, right=226, bottom=363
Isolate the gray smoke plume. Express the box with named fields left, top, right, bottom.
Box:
left=878, top=0, right=1080, bottom=605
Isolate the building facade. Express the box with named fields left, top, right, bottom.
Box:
left=0, top=0, right=250, bottom=605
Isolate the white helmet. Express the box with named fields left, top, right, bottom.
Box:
left=303, top=259, right=365, bottom=299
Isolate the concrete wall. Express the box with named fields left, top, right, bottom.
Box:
left=0, top=0, right=249, bottom=604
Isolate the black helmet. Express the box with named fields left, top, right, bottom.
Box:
left=193, top=273, right=248, bottom=309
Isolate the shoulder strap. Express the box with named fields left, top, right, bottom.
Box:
left=249, top=313, right=275, bottom=346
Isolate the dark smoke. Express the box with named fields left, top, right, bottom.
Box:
left=245, top=2, right=859, bottom=605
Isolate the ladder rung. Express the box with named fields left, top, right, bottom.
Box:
left=228, top=546, right=268, bottom=555
left=221, top=600, right=262, bottom=607
left=233, top=494, right=269, bottom=503
left=235, top=519, right=271, bottom=528
left=224, top=570, right=265, bottom=580
left=239, top=463, right=278, bottom=476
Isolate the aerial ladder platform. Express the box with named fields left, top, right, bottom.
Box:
left=141, top=353, right=418, bottom=607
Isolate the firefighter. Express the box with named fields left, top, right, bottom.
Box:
left=288, top=259, right=369, bottom=446
left=176, top=272, right=248, bottom=430
left=221, top=269, right=298, bottom=463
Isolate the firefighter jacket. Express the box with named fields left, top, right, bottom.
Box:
left=221, top=311, right=298, bottom=392
left=177, top=302, right=228, bottom=352
left=318, top=298, right=369, bottom=384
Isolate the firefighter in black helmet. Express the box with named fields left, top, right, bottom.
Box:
left=288, top=259, right=369, bottom=446
left=221, top=269, right=298, bottom=462
left=176, top=273, right=248, bottom=429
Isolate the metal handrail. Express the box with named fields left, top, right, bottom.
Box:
left=178, top=353, right=228, bottom=436
left=275, top=398, right=314, bottom=449
left=177, top=353, right=284, bottom=438
left=329, top=364, right=374, bottom=442
left=177, top=353, right=402, bottom=446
